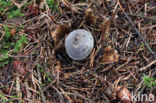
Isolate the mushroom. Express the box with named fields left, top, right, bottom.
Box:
left=65, top=29, right=94, bottom=60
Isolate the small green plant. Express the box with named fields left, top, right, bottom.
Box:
left=47, top=0, right=58, bottom=10
left=142, top=74, right=156, bottom=88
left=40, top=68, right=52, bottom=83
left=14, top=35, right=27, bottom=52
left=2, top=25, right=15, bottom=48
left=0, top=50, right=9, bottom=67
left=0, top=0, right=24, bottom=18
left=8, top=8, right=24, bottom=18
left=0, top=0, right=11, bottom=13
left=4, top=24, right=11, bottom=39
left=46, top=73, right=52, bottom=83
left=0, top=25, right=27, bottom=67
left=0, top=25, right=11, bottom=67
left=140, top=42, right=145, bottom=48
left=0, top=93, right=7, bottom=103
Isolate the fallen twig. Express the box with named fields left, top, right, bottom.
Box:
left=37, top=65, right=46, bottom=103
left=116, top=0, right=156, bottom=59
left=140, top=59, right=156, bottom=71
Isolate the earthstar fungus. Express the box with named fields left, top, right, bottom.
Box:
left=65, top=29, right=94, bottom=60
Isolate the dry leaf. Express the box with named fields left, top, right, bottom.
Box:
left=99, top=18, right=111, bottom=42
left=101, top=46, right=119, bottom=63
left=90, top=48, right=95, bottom=67
left=116, top=86, right=132, bottom=103
left=13, top=60, right=26, bottom=75
left=10, top=28, right=16, bottom=35
left=64, top=73, right=70, bottom=79
left=51, top=24, right=70, bottom=45
left=75, top=99, right=84, bottom=103
left=26, top=4, right=39, bottom=17
left=55, top=60, right=61, bottom=85
left=84, top=8, right=96, bottom=25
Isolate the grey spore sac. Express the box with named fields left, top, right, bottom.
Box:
left=65, top=29, right=94, bottom=60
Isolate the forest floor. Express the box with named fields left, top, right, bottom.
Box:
left=0, top=0, right=156, bottom=103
